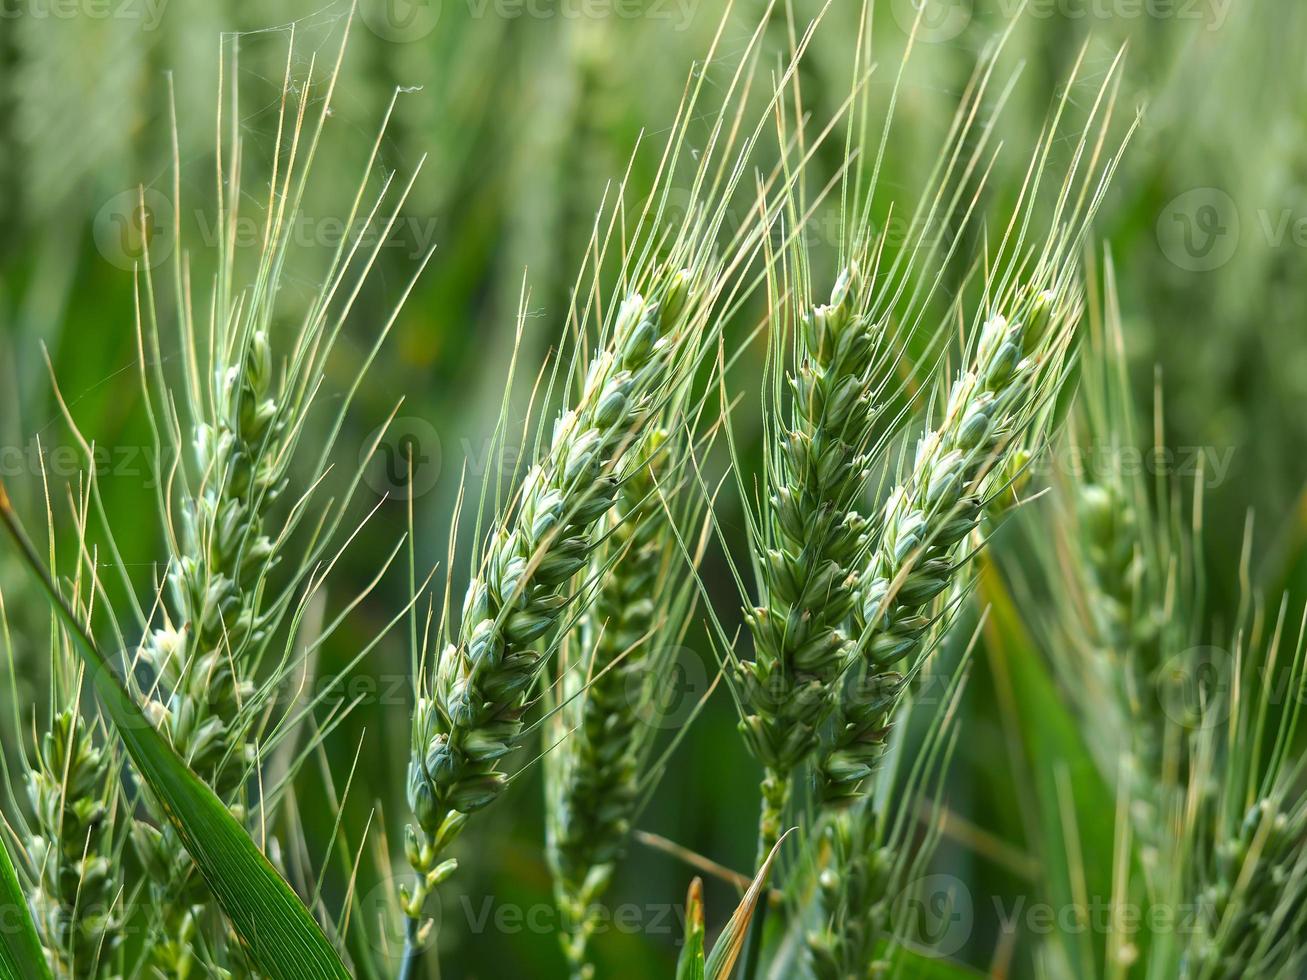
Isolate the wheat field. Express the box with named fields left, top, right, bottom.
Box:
left=0, top=2, right=1305, bottom=978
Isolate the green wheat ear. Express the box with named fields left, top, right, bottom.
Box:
left=25, top=708, right=121, bottom=977
left=406, top=272, right=694, bottom=844
left=736, top=262, right=884, bottom=859
left=128, top=320, right=289, bottom=972
left=546, top=427, right=674, bottom=975
left=542, top=324, right=720, bottom=978
left=1014, top=257, right=1307, bottom=979
left=818, top=290, right=1064, bottom=807
left=401, top=269, right=716, bottom=956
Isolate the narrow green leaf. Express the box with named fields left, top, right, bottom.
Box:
left=675, top=877, right=706, bottom=980
left=0, top=484, right=350, bottom=980
left=981, top=563, right=1117, bottom=978
left=704, top=830, right=789, bottom=980
left=0, top=831, right=52, bottom=980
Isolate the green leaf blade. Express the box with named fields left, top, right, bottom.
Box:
left=0, top=831, right=52, bottom=980
left=981, top=564, right=1119, bottom=978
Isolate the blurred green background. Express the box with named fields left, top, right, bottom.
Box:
left=2, top=0, right=1305, bottom=976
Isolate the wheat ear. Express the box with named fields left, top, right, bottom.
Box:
left=817, top=289, right=1064, bottom=807
left=545, top=428, right=676, bottom=977
left=25, top=708, right=122, bottom=978
left=736, top=263, right=883, bottom=859
left=403, top=272, right=694, bottom=933
left=110, top=30, right=430, bottom=974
